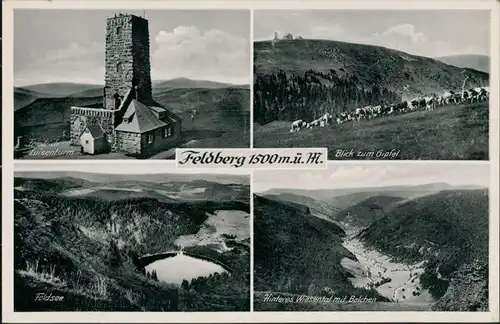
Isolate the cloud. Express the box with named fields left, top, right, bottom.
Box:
left=152, top=26, right=250, bottom=84
left=376, top=24, right=426, bottom=43
left=15, top=26, right=250, bottom=86
left=15, top=41, right=105, bottom=85
left=259, top=20, right=486, bottom=58
left=43, top=41, right=103, bottom=63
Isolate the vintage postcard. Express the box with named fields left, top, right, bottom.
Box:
left=13, top=9, right=251, bottom=160
left=253, top=163, right=490, bottom=311
left=2, top=0, right=499, bottom=323
left=11, top=162, right=251, bottom=312
left=253, top=10, right=491, bottom=160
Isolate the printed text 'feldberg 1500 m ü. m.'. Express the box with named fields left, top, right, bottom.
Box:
left=176, top=149, right=327, bottom=169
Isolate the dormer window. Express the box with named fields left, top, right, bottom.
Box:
left=123, top=117, right=129, bottom=123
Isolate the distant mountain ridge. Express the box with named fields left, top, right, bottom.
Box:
left=14, top=76, right=251, bottom=146
left=15, top=78, right=250, bottom=103
left=435, top=54, right=489, bottom=74
left=14, top=171, right=249, bottom=185
left=260, top=183, right=486, bottom=228
left=260, top=183, right=484, bottom=200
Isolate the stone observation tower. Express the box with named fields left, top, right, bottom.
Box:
left=104, top=14, right=153, bottom=110
left=70, top=13, right=181, bottom=156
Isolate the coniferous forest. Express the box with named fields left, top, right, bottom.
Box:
left=253, top=69, right=401, bottom=125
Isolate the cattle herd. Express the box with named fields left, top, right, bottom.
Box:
left=289, top=86, right=489, bottom=133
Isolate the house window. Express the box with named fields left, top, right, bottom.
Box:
left=164, top=127, right=172, bottom=137
left=116, top=26, right=121, bottom=35
left=147, top=134, right=153, bottom=144
left=116, top=62, right=122, bottom=73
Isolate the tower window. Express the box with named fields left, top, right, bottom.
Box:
left=116, top=26, right=121, bottom=35
left=116, top=62, right=122, bottom=73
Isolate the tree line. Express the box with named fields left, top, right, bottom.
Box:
left=254, top=69, right=401, bottom=124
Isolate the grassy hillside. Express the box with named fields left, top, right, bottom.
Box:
left=14, top=178, right=250, bottom=311
left=253, top=195, right=388, bottom=309
left=262, top=192, right=339, bottom=219
left=254, top=101, right=488, bottom=160
left=254, top=39, right=489, bottom=124
left=14, top=80, right=250, bottom=148
left=358, top=189, right=489, bottom=311
left=435, top=54, right=489, bottom=74
left=14, top=96, right=103, bottom=127
left=14, top=89, right=42, bottom=111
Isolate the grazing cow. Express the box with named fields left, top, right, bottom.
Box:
left=409, top=99, right=420, bottom=111
left=355, top=107, right=366, bottom=121
left=424, top=96, right=436, bottom=111
left=396, top=101, right=408, bottom=113
left=448, top=92, right=461, bottom=105
left=381, top=104, right=394, bottom=116
left=366, top=106, right=376, bottom=119
left=321, top=113, right=334, bottom=125
left=441, top=91, right=454, bottom=105
left=370, top=105, right=382, bottom=118
left=290, top=119, right=305, bottom=133
left=336, top=112, right=351, bottom=124
left=479, top=87, right=489, bottom=101
left=466, top=89, right=479, bottom=103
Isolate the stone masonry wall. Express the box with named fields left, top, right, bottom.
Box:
left=115, top=131, right=142, bottom=155
left=70, top=107, right=115, bottom=148
left=131, top=16, right=153, bottom=101
left=104, top=14, right=152, bottom=110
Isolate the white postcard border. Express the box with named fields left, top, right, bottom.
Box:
left=2, top=0, right=499, bottom=323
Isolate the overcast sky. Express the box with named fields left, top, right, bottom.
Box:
left=253, top=164, right=490, bottom=192
left=254, top=10, right=490, bottom=58
left=14, top=10, right=250, bottom=86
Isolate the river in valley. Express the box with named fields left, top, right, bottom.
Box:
left=144, top=252, right=228, bottom=285
left=341, top=230, right=434, bottom=305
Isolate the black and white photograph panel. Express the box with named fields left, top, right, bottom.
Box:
left=14, top=10, right=251, bottom=160
left=253, top=164, right=489, bottom=311
left=253, top=10, right=490, bottom=160
left=13, top=163, right=250, bottom=311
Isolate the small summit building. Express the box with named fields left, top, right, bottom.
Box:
left=70, top=13, right=181, bottom=156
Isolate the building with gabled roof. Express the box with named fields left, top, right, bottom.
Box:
left=70, top=13, right=182, bottom=156
left=80, top=123, right=108, bottom=155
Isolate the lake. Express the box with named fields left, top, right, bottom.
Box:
left=144, top=253, right=228, bottom=285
